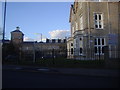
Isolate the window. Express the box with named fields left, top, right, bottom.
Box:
left=46, top=39, right=50, bottom=43
left=94, top=38, right=105, bottom=54
left=63, top=39, right=66, bottom=43
left=102, top=38, right=104, bottom=45
left=71, top=43, right=73, bottom=46
left=71, top=48, right=73, bottom=54
left=98, top=38, right=100, bottom=45
left=80, top=48, right=83, bottom=54
left=95, top=38, right=97, bottom=45
left=95, top=47, right=97, bottom=53
left=94, top=13, right=103, bottom=29
left=80, top=38, right=82, bottom=41
left=102, top=47, right=104, bottom=53
left=52, top=39, right=56, bottom=43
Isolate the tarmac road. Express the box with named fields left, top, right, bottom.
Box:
left=2, top=70, right=119, bottom=88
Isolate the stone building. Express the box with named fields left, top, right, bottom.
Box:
left=21, top=40, right=67, bottom=60
left=67, top=1, right=120, bottom=60
left=10, top=27, right=67, bottom=60
left=67, top=37, right=74, bottom=59
left=11, top=27, right=24, bottom=44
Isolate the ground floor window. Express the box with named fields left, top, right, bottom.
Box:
left=79, top=48, right=83, bottom=55
left=94, top=46, right=104, bottom=55
left=71, top=48, right=73, bottom=55
left=94, top=38, right=105, bottom=55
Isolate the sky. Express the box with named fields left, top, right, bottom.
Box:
left=2, top=2, right=73, bottom=42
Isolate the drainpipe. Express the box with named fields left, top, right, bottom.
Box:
left=87, top=2, right=91, bottom=59
left=107, top=2, right=112, bottom=58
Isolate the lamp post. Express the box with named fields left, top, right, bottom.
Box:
left=2, top=0, right=7, bottom=44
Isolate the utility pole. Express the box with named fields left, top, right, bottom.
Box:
left=3, top=0, right=7, bottom=43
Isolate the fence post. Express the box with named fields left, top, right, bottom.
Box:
left=104, top=46, right=109, bottom=60
left=104, top=46, right=109, bottom=68
left=52, top=49, right=55, bottom=64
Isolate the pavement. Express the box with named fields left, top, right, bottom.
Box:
left=2, top=64, right=120, bottom=78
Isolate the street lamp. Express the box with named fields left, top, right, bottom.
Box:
left=2, top=0, right=7, bottom=44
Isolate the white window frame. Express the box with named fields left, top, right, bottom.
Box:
left=94, top=13, right=104, bottom=29
left=94, top=38, right=106, bottom=55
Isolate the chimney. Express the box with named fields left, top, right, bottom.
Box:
left=16, top=26, right=20, bottom=30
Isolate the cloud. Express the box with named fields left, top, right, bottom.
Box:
left=24, top=35, right=46, bottom=42
left=49, top=30, right=70, bottom=39
left=24, top=36, right=34, bottom=41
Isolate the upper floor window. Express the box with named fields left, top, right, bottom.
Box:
left=71, top=43, right=73, bottom=46
left=80, top=38, right=82, bottom=41
left=94, top=38, right=105, bottom=46
left=94, top=13, right=103, bottom=29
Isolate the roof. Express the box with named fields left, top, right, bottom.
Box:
left=11, top=27, right=24, bottom=35
left=23, top=41, right=37, bottom=44
left=12, top=30, right=22, bottom=33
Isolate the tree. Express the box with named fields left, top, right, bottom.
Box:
left=2, top=42, right=16, bottom=60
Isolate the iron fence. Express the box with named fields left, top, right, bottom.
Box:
left=67, top=49, right=120, bottom=60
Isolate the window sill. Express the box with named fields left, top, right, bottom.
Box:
left=95, top=53, right=104, bottom=55
left=95, top=28, right=104, bottom=30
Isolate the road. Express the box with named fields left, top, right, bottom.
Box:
left=2, top=70, right=119, bottom=88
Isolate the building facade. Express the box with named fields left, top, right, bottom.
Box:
left=10, top=27, right=67, bottom=60
left=11, top=27, right=24, bottom=44
left=67, top=1, right=120, bottom=60
left=67, top=37, right=74, bottom=59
